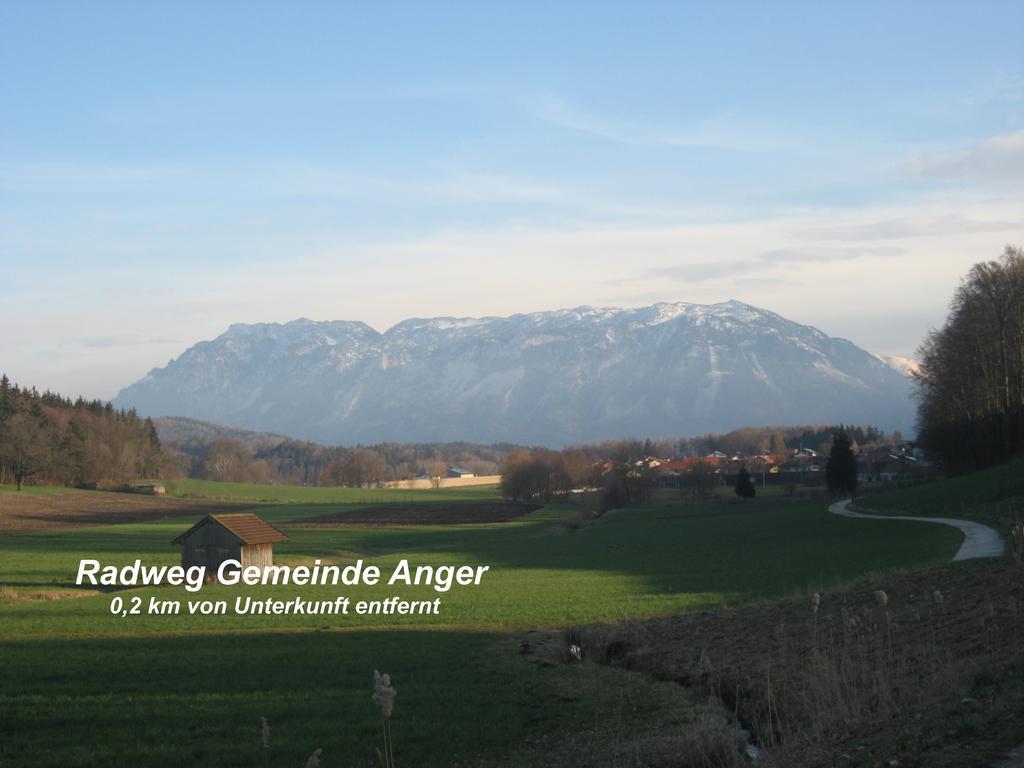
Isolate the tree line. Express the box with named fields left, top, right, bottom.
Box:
left=579, top=424, right=897, bottom=464
left=501, top=424, right=863, bottom=507
left=168, top=435, right=512, bottom=487
left=0, top=375, right=168, bottom=489
left=915, top=245, right=1024, bottom=473
left=170, top=421, right=897, bottom=489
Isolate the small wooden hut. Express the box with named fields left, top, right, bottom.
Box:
left=128, top=482, right=167, bottom=495
left=172, top=513, right=288, bottom=573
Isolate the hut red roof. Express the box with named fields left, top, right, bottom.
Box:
left=172, top=513, right=289, bottom=545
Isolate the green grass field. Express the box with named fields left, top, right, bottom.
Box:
left=161, top=478, right=502, bottom=504
left=0, top=481, right=965, bottom=766
left=1, top=629, right=728, bottom=768
left=0, top=501, right=961, bottom=636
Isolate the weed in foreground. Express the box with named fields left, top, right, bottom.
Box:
left=372, top=670, right=397, bottom=768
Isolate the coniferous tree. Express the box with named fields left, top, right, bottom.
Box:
left=0, top=374, right=170, bottom=488
left=826, top=427, right=858, bottom=495
left=734, top=464, right=756, bottom=499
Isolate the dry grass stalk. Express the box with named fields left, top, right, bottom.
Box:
left=260, top=716, right=270, bottom=768
left=372, top=670, right=397, bottom=768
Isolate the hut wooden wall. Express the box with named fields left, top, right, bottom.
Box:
left=240, top=543, right=273, bottom=569
left=180, top=523, right=242, bottom=572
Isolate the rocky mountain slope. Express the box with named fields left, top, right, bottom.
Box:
left=114, top=301, right=916, bottom=445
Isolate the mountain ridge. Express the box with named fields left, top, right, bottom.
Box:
left=114, top=300, right=916, bottom=446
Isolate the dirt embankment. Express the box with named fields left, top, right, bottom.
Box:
left=571, top=559, right=1024, bottom=767
left=0, top=490, right=242, bottom=535
left=294, top=502, right=539, bottom=526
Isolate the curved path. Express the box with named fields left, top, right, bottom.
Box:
left=829, top=499, right=1006, bottom=561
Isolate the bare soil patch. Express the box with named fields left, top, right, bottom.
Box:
left=0, top=490, right=242, bottom=535
left=294, top=502, right=539, bottom=526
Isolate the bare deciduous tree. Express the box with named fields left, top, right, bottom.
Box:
left=203, top=438, right=252, bottom=482
left=0, top=413, right=54, bottom=490
left=429, top=460, right=447, bottom=490
left=915, top=245, right=1024, bottom=472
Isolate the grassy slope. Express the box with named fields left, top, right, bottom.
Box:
left=860, top=459, right=1024, bottom=516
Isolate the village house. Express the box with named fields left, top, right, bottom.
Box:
left=635, top=457, right=662, bottom=469
left=857, top=450, right=921, bottom=483
left=641, top=441, right=930, bottom=492
left=651, top=455, right=727, bottom=488
left=172, top=513, right=288, bottom=574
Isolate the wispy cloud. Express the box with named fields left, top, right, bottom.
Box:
left=641, top=246, right=901, bottom=284
left=0, top=157, right=761, bottom=233
left=645, top=259, right=762, bottom=282
left=530, top=93, right=773, bottom=151
left=0, top=160, right=568, bottom=207
left=0, top=162, right=185, bottom=194
left=902, top=129, right=1024, bottom=183
left=800, top=212, right=1024, bottom=241
left=759, top=246, right=901, bottom=264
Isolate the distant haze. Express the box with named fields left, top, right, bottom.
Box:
left=113, top=301, right=917, bottom=446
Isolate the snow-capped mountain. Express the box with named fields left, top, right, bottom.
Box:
left=113, top=301, right=916, bottom=445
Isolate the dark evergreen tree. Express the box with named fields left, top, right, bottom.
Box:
left=826, top=427, right=858, bottom=495
left=734, top=464, right=756, bottom=498
left=0, top=373, right=169, bottom=489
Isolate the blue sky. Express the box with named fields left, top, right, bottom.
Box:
left=2, top=2, right=1023, bottom=398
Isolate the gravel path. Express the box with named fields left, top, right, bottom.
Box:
left=829, top=498, right=1006, bottom=560
left=990, top=743, right=1024, bottom=768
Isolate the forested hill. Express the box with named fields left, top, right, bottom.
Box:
left=153, top=412, right=899, bottom=488
left=0, top=374, right=168, bottom=489
left=153, top=416, right=290, bottom=455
